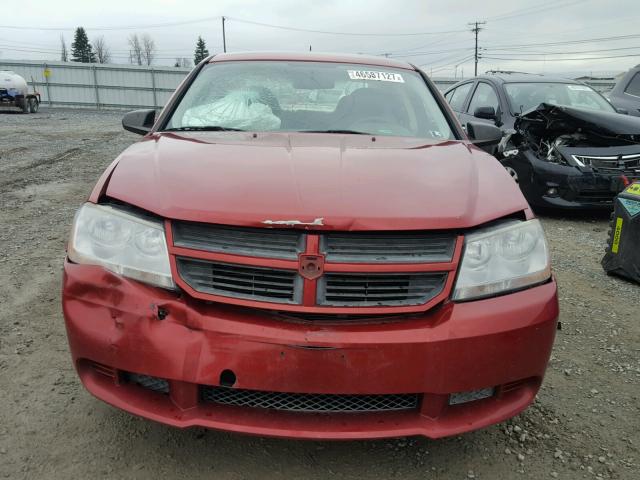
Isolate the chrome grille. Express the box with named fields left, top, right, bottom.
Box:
left=573, top=153, right=640, bottom=174
left=172, top=221, right=305, bottom=259
left=318, top=272, right=447, bottom=306
left=201, top=386, right=419, bottom=413
left=321, top=232, right=455, bottom=263
left=177, top=258, right=301, bottom=304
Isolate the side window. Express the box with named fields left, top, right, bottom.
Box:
left=468, top=82, right=499, bottom=114
left=624, top=72, right=640, bottom=97
left=448, top=83, right=473, bottom=112
left=444, top=88, right=456, bottom=102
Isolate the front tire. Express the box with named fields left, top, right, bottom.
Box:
left=503, top=160, right=519, bottom=183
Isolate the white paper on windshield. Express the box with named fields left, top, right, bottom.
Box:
left=567, top=85, right=591, bottom=91
left=347, top=70, right=405, bottom=83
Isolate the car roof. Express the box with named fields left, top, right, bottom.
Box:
left=477, top=72, right=582, bottom=84
left=208, top=51, right=416, bottom=71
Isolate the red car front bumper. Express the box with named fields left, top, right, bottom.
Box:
left=62, top=261, right=558, bottom=440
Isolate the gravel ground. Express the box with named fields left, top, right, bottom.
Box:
left=0, top=108, right=638, bottom=479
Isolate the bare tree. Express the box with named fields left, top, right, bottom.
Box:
left=92, top=36, right=111, bottom=64
left=60, top=34, right=68, bottom=62
left=141, top=34, right=156, bottom=66
left=128, top=34, right=143, bottom=65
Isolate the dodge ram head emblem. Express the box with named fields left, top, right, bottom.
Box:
left=299, top=254, right=325, bottom=280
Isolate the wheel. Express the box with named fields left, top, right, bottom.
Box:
left=502, top=161, right=519, bottom=183
left=28, top=97, right=39, bottom=113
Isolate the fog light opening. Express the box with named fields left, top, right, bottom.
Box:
left=220, top=369, right=237, bottom=387
left=546, top=187, right=559, bottom=197
left=449, top=387, right=495, bottom=406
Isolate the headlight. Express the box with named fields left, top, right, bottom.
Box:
left=68, top=203, right=175, bottom=289
left=453, top=219, right=550, bottom=301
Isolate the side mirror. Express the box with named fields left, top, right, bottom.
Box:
left=466, top=121, right=503, bottom=148
left=473, top=106, right=497, bottom=120
left=616, top=107, right=629, bottom=115
left=122, top=109, right=156, bottom=135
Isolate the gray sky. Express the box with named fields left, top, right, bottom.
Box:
left=1, top=0, right=639, bottom=78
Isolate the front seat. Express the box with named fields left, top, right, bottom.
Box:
left=333, top=88, right=407, bottom=130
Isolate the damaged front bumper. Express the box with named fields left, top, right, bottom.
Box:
left=62, top=260, right=559, bottom=440
left=516, top=150, right=635, bottom=209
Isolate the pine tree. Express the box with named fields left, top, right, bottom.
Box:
left=193, top=36, right=210, bottom=65
left=71, top=27, right=95, bottom=63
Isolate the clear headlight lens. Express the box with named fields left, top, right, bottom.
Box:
left=453, top=219, right=550, bottom=301
left=68, top=203, right=175, bottom=289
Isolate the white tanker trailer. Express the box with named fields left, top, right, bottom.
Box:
left=1, top=70, right=40, bottom=113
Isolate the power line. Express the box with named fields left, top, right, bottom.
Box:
left=0, top=16, right=222, bottom=31
left=388, top=47, right=474, bottom=58
left=484, top=45, right=640, bottom=56
left=225, top=16, right=468, bottom=36
left=482, top=53, right=640, bottom=62
left=375, top=31, right=466, bottom=56
left=423, top=54, right=476, bottom=75
left=484, top=34, right=640, bottom=51
left=486, top=0, right=587, bottom=22
left=418, top=51, right=476, bottom=69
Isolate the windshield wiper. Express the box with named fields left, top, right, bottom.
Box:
left=301, top=129, right=371, bottom=135
left=164, top=126, right=245, bottom=132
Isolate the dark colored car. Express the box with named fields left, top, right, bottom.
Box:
left=444, top=72, right=640, bottom=209
left=62, top=52, right=558, bottom=440
left=607, top=64, right=640, bottom=117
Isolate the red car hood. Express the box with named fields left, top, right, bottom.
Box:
left=104, top=132, right=528, bottom=230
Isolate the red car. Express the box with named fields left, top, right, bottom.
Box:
left=62, top=52, right=558, bottom=440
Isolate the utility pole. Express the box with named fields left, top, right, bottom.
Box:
left=222, top=16, right=227, bottom=53
left=468, top=21, right=486, bottom=76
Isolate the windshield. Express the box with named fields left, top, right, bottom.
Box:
left=504, top=82, right=615, bottom=114
left=165, top=61, right=455, bottom=140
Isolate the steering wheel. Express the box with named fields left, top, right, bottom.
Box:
left=349, top=117, right=413, bottom=136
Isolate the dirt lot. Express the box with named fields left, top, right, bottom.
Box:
left=0, top=108, right=638, bottom=479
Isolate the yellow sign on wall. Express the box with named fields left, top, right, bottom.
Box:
left=43, top=68, right=51, bottom=78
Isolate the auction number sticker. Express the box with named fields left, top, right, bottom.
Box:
left=348, top=70, right=405, bottom=83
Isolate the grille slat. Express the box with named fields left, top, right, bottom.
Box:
left=188, top=278, right=295, bottom=294
left=324, top=291, right=429, bottom=298
left=173, top=222, right=305, bottom=259
left=322, top=233, right=455, bottom=263
left=185, top=273, right=295, bottom=290
left=177, top=258, right=301, bottom=304
left=319, top=273, right=446, bottom=306
left=186, top=264, right=294, bottom=279
left=201, top=386, right=419, bottom=413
